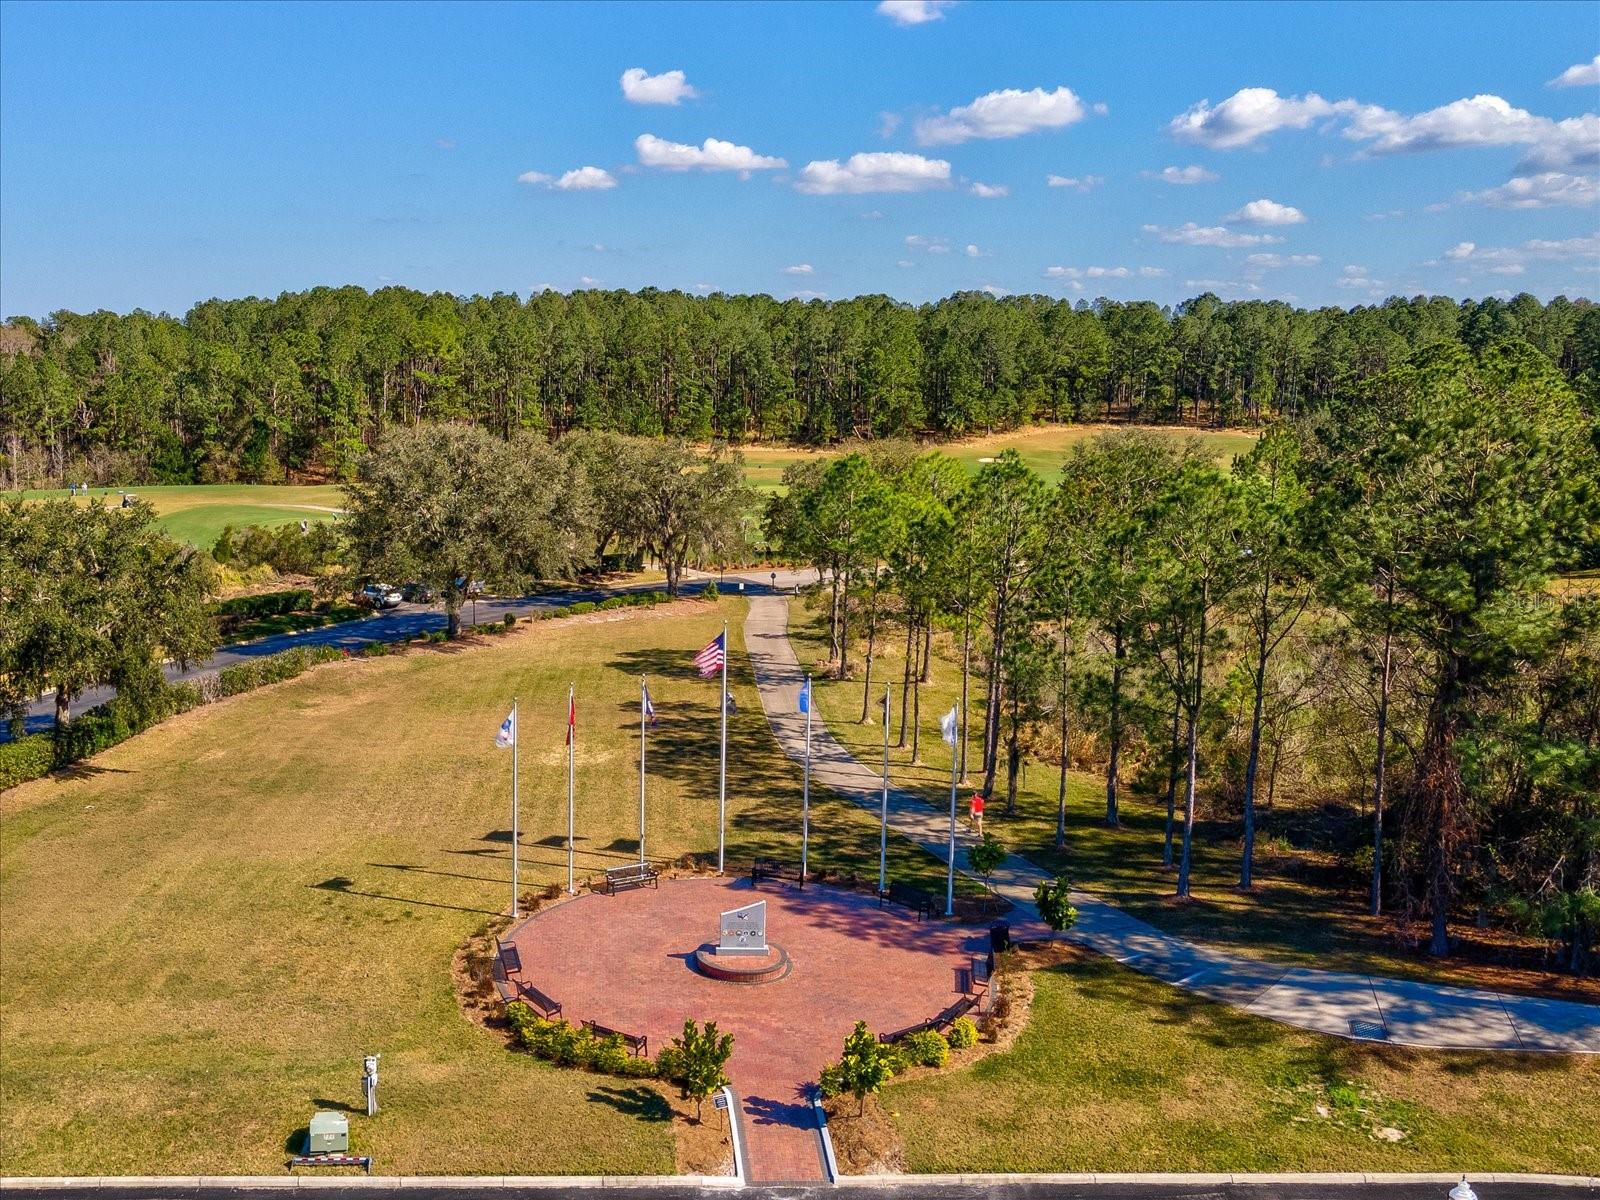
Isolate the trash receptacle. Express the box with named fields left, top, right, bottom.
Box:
left=989, top=921, right=1010, bottom=953
left=308, top=1111, right=349, bottom=1155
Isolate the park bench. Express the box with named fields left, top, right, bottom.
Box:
left=751, top=857, right=805, bottom=888
left=602, top=862, right=659, bottom=894
left=879, top=880, right=935, bottom=921
left=877, top=994, right=980, bottom=1045
left=971, top=951, right=995, bottom=988
left=496, top=939, right=524, bottom=981
left=583, top=1019, right=649, bottom=1058
left=512, top=979, right=563, bottom=1020
left=285, top=1155, right=371, bottom=1175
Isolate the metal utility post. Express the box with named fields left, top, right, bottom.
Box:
left=362, top=1055, right=379, bottom=1117
left=718, top=623, right=728, bottom=874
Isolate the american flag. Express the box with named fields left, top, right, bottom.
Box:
left=695, top=631, right=726, bottom=679
left=565, top=692, right=576, bottom=745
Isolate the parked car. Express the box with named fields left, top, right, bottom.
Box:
left=401, top=582, right=437, bottom=603
left=359, top=583, right=403, bottom=610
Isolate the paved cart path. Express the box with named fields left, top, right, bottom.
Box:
left=736, top=579, right=1600, bottom=1055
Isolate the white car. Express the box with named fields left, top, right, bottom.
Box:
left=360, top=584, right=403, bottom=610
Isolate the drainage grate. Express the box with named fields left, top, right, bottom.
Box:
left=1350, top=1018, right=1388, bottom=1040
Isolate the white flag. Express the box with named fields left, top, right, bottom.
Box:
left=495, top=711, right=514, bottom=749
left=939, top=705, right=959, bottom=747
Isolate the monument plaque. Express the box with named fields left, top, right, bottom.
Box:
left=717, top=900, right=768, bottom=956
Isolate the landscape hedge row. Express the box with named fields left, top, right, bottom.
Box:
left=1, top=644, right=345, bottom=793
left=217, top=588, right=314, bottom=620
left=505, top=1003, right=664, bottom=1081
left=543, top=590, right=672, bottom=620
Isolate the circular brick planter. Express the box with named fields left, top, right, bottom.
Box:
left=693, top=941, right=791, bottom=984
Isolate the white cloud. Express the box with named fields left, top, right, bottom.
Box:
left=519, top=167, right=618, bottom=191
left=1045, top=264, right=1164, bottom=280
left=970, top=181, right=1010, bottom=198
left=1143, top=222, right=1283, bottom=247
left=796, top=151, right=952, bottom=194
left=1168, top=88, right=1346, bottom=149
left=634, top=133, right=786, bottom=172
left=965, top=244, right=982, bottom=257
left=1046, top=173, right=1104, bottom=191
left=793, top=289, right=829, bottom=300
left=577, top=276, right=602, bottom=288
left=896, top=259, right=916, bottom=268
left=694, top=282, right=715, bottom=293
left=906, top=234, right=952, bottom=254
left=781, top=264, right=814, bottom=276
left=1146, top=165, right=1219, bottom=185
left=555, top=166, right=618, bottom=191
left=878, top=112, right=903, bottom=139
left=861, top=210, right=886, bottom=219
left=1183, top=278, right=1264, bottom=297
left=1226, top=198, right=1307, bottom=225
left=877, top=0, right=955, bottom=25
left=981, top=284, right=1010, bottom=297
left=1335, top=265, right=1385, bottom=294
left=1245, top=253, right=1321, bottom=268
left=915, top=86, right=1092, bottom=145
left=1442, top=234, right=1600, bottom=273
left=1549, top=55, right=1600, bottom=89
left=1168, top=86, right=1600, bottom=172
left=621, top=67, right=697, bottom=105
left=1461, top=171, right=1600, bottom=210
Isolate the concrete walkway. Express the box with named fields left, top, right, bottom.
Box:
left=738, top=583, right=1600, bottom=1055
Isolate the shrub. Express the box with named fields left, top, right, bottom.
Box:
left=217, top=588, right=314, bottom=621
left=426, top=629, right=448, bottom=644
left=566, top=601, right=596, bottom=615
left=947, top=1016, right=979, bottom=1049
left=0, top=735, right=56, bottom=791
left=900, top=1029, right=950, bottom=1068
left=217, top=644, right=343, bottom=697
left=830, top=1020, right=897, bottom=1114
left=597, top=596, right=626, bottom=611
left=1034, top=876, right=1079, bottom=933
left=360, top=641, right=391, bottom=658
left=653, top=1044, right=685, bottom=1084
left=702, top=582, right=719, bottom=601
left=503, top=612, right=517, bottom=628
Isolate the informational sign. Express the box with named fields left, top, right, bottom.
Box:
left=713, top=1093, right=730, bottom=1111
left=717, top=899, right=768, bottom=956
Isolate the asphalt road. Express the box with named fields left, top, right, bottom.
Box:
left=6, top=571, right=805, bottom=741
left=0, top=1180, right=1588, bottom=1200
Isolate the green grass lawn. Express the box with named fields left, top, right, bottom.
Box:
left=886, top=947, right=1600, bottom=1173
left=793, top=605, right=1598, bottom=1002
left=0, top=598, right=957, bottom=1176
left=16, top=484, right=345, bottom=546
left=735, top=423, right=1259, bottom=495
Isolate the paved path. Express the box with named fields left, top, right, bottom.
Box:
left=5, top=579, right=717, bottom=740
left=737, top=581, right=1600, bottom=1055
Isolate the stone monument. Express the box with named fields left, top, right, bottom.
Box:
left=693, top=897, right=789, bottom=983
left=717, top=900, right=768, bottom=956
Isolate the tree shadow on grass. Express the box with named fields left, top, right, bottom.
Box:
left=587, top=1085, right=673, bottom=1123
left=311, top=876, right=500, bottom=916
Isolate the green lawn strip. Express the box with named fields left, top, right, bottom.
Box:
left=791, top=606, right=1578, bottom=994
left=887, top=952, right=1599, bottom=1173
left=0, top=598, right=965, bottom=1175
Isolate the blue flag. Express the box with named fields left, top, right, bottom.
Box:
left=798, top=677, right=811, bottom=714
left=643, top=684, right=658, bottom=726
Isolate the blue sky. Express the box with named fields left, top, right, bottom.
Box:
left=1, top=0, right=1596, bottom=316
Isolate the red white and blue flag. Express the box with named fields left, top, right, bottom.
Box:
left=565, top=693, right=576, bottom=746
left=695, top=632, right=726, bottom=679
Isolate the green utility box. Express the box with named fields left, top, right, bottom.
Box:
left=308, top=1111, right=349, bottom=1155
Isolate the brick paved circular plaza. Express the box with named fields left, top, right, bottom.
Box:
left=504, top=875, right=988, bottom=1182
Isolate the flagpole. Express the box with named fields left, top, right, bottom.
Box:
left=567, top=683, right=576, bottom=895
left=801, top=674, right=811, bottom=884
left=718, top=623, right=728, bottom=875
left=639, top=675, right=647, bottom=867
left=946, top=706, right=960, bottom=917
left=511, top=697, right=519, bottom=919
left=879, top=683, right=890, bottom=896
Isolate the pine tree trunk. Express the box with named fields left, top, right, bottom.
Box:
left=1163, top=696, right=1181, bottom=867
left=859, top=590, right=878, bottom=722
left=1240, top=618, right=1269, bottom=890
left=1371, top=605, right=1395, bottom=917
left=1056, top=619, right=1070, bottom=853
left=897, top=616, right=914, bottom=747
left=1105, top=625, right=1124, bottom=827
left=959, top=606, right=972, bottom=781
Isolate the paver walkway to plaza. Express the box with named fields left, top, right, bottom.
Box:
left=738, top=582, right=1600, bottom=1055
